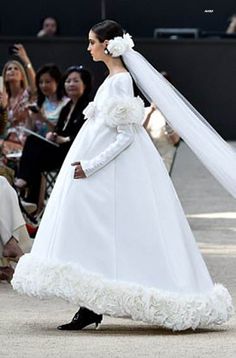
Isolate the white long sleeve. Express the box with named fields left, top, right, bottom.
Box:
left=80, top=124, right=134, bottom=177
left=80, top=74, right=144, bottom=177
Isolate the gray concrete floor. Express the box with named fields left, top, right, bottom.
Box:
left=0, top=142, right=235, bottom=358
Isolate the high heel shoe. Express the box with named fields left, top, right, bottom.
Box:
left=57, top=307, right=103, bottom=331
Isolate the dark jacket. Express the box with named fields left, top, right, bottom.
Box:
left=55, top=96, right=89, bottom=144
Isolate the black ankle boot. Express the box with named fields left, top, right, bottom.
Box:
left=57, top=307, right=103, bottom=331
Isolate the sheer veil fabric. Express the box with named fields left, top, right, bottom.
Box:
left=123, top=49, right=236, bottom=198
left=12, top=48, right=234, bottom=331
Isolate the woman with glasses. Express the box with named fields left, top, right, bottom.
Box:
left=15, top=66, right=92, bottom=206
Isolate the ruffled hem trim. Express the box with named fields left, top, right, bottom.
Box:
left=12, top=254, right=234, bottom=331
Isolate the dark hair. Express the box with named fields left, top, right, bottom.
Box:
left=91, top=20, right=142, bottom=98
left=91, top=20, right=123, bottom=42
left=36, top=64, right=63, bottom=107
left=62, top=66, right=92, bottom=100
left=40, top=16, right=59, bottom=35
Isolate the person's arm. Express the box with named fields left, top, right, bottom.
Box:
left=46, top=131, right=69, bottom=145
left=143, top=103, right=157, bottom=129
left=79, top=99, right=144, bottom=177
left=13, top=44, right=36, bottom=95
left=226, top=16, right=236, bottom=34
left=72, top=75, right=144, bottom=178
left=79, top=124, right=134, bottom=177
left=29, top=110, right=56, bottom=130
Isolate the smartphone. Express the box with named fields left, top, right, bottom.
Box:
left=28, top=104, right=40, bottom=113
left=8, top=45, right=17, bottom=56
left=0, top=76, right=3, bottom=92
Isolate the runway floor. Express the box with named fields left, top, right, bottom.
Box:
left=0, top=142, right=235, bottom=358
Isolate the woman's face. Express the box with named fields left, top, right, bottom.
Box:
left=39, top=73, right=58, bottom=97
left=87, top=30, right=108, bottom=62
left=64, top=72, right=85, bottom=99
left=5, top=63, right=23, bottom=83
left=43, top=18, right=57, bottom=36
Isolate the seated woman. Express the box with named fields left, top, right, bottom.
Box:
left=0, top=176, right=31, bottom=283
left=143, top=103, right=180, bottom=174
left=29, top=64, right=69, bottom=136
left=143, top=71, right=180, bottom=174
left=15, top=66, right=92, bottom=205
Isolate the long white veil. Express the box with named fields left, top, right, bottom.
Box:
left=123, top=49, right=236, bottom=198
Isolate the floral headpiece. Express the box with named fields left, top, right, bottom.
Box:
left=107, top=33, right=134, bottom=57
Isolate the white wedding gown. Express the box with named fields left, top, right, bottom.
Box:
left=12, top=73, right=233, bottom=331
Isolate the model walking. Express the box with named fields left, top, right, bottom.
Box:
left=12, top=20, right=234, bottom=331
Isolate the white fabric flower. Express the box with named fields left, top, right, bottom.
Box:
left=12, top=254, right=234, bottom=331
left=83, top=101, right=96, bottom=120
left=107, top=33, right=134, bottom=57
left=103, top=96, right=145, bottom=127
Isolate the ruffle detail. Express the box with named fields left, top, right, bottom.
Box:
left=103, top=96, right=144, bottom=128
left=12, top=254, right=234, bottom=331
left=82, top=97, right=145, bottom=128
left=82, top=101, right=96, bottom=121
left=107, top=33, right=134, bottom=57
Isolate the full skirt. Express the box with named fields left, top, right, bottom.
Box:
left=12, top=123, right=233, bottom=330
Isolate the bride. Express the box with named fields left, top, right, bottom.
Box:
left=12, top=20, right=234, bottom=331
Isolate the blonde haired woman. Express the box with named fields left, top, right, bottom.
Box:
left=0, top=44, right=36, bottom=142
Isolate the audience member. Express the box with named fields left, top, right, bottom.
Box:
left=15, top=66, right=92, bottom=206
left=143, top=71, right=180, bottom=173
left=0, top=175, right=31, bottom=283
left=37, top=16, right=59, bottom=38
left=29, top=64, right=69, bottom=136
left=0, top=45, right=36, bottom=143
left=226, top=14, right=236, bottom=34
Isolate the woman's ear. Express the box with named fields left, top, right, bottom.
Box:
left=104, top=39, right=109, bottom=48
left=103, top=40, right=110, bottom=55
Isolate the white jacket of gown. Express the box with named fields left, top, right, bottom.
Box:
left=12, top=73, right=233, bottom=331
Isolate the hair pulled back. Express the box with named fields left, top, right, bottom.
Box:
left=91, top=20, right=124, bottom=42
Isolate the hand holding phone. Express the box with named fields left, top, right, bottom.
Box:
left=8, top=45, right=18, bottom=56
left=28, top=104, right=40, bottom=113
